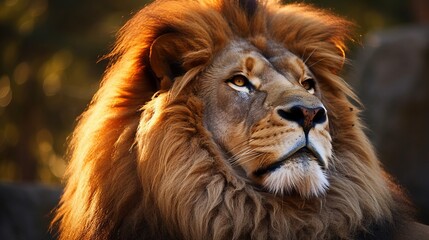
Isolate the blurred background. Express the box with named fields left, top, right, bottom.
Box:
left=0, top=0, right=428, bottom=237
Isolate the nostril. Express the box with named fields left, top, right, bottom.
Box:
left=277, top=107, right=304, bottom=124
left=313, top=107, right=326, bottom=124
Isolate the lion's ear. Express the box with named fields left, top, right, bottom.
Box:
left=149, top=33, right=190, bottom=90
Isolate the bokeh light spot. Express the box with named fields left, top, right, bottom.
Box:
left=13, top=62, right=31, bottom=85
left=0, top=76, right=13, bottom=107
left=43, top=73, right=61, bottom=96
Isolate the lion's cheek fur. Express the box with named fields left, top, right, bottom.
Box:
left=133, top=94, right=394, bottom=239
left=136, top=95, right=266, bottom=238
left=137, top=95, right=220, bottom=237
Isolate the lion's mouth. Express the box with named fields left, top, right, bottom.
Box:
left=252, top=147, right=326, bottom=177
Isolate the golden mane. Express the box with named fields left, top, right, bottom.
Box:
left=53, top=0, right=414, bottom=239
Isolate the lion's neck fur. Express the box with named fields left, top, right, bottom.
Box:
left=132, top=93, right=402, bottom=239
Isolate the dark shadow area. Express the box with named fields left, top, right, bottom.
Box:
left=352, top=26, right=429, bottom=224
left=0, top=183, right=61, bottom=240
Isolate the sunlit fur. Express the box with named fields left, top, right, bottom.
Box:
left=53, top=0, right=411, bottom=239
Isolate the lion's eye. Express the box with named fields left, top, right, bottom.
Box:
left=227, top=75, right=254, bottom=93
left=301, top=78, right=316, bottom=94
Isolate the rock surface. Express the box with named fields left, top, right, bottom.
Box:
left=0, top=183, right=61, bottom=240
left=353, top=26, right=429, bottom=224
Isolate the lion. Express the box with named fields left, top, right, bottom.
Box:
left=52, top=0, right=429, bottom=239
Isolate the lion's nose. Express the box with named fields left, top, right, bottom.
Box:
left=277, top=105, right=327, bottom=133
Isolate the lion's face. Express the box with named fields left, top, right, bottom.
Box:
left=198, top=40, right=332, bottom=198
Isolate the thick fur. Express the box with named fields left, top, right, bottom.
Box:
left=53, top=0, right=414, bottom=239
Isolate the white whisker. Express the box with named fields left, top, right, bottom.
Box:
left=308, top=58, right=326, bottom=69
left=303, top=48, right=318, bottom=65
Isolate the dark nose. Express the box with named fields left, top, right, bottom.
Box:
left=277, top=105, right=327, bottom=133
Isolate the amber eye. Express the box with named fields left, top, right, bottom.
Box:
left=301, top=78, right=316, bottom=94
left=226, top=75, right=254, bottom=93
left=230, top=75, right=247, bottom=87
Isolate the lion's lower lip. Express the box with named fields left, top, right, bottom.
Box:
left=252, top=147, right=325, bottom=177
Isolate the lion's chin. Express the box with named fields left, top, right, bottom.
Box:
left=262, top=154, right=329, bottom=198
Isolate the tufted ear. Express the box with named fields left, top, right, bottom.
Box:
left=149, top=33, right=191, bottom=90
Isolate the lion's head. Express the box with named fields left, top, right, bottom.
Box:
left=191, top=40, right=332, bottom=197
left=53, top=0, right=414, bottom=239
